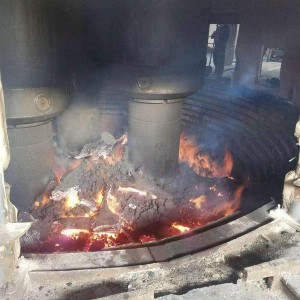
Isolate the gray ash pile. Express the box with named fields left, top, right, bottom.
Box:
left=20, top=132, right=243, bottom=253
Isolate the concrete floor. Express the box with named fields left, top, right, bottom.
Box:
left=8, top=209, right=300, bottom=300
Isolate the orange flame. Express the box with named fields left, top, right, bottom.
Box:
left=179, top=133, right=233, bottom=178
left=106, top=134, right=128, bottom=165
left=54, top=159, right=81, bottom=184
left=190, top=195, right=207, bottom=209
left=212, top=185, right=245, bottom=217
left=34, top=193, right=50, bottom=208
left=212, top=150, right=233, bottom=178
left=172, top=222, right=190, bottom=233
left=96, top=188, right=105, bottom=207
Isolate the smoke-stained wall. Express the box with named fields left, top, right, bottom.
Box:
left=1, top=0, right=300, bottom=100
left=0, top=0, right=53, bottom=87
left=231, top=1, right=300, bottom=105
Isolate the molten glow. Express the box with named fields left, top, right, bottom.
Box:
left=29, top=131, right=248, bottom=253
left=179, top=133, right=233, bottom=177
left=139, top=235, right=157, bottom=243
left=92, top=232, right=118, bottom=239
left=61, top=229, right=89, bottom=238
left=172, top=222, right=190, bottom=233
left=65, top=189, right=80, bottom=208
left=190, top=195, right=207, bottom=209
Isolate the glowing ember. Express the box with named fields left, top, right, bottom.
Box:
left=65, top=189, right=80, bottom=208
left=92, top=232, right=118, bottom=240
left=118, top=186, right=147, bottom=196
left=139, top=235, right=157, bottom=243
left=107, top=188, right=120, bottom=215
left=61, top=229, right=90, bottom=238
left=25, top=130, right=247, bottom=254
left=118, top=186, right=157, bottom=199
left=172, top=222, right=190, bottom=233
left=190, top=195, right=207, bottom=209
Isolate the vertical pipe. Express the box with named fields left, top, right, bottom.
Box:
left=128, top=99, right=183, bottom=176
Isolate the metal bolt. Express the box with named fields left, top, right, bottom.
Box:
left=34, top=94, right=51, bottom=111
left=137, top=76, right=152, bottom=89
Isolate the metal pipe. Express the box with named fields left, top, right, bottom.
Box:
left=128, top=99, right=183, bottom=176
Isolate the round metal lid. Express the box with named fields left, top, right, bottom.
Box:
left=5, top=87, right=68, bottom=125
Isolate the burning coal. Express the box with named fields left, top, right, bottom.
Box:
left=21, top=131, right=244, bottom=253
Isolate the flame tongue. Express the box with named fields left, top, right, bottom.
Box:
left=179, top=133, right=233, bottom=178
left=190, top=195, right=207, bottom=209
left=172, top=222, right=190, bottom=233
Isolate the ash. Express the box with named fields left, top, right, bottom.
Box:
left=21, top=132, right=242, bottom=253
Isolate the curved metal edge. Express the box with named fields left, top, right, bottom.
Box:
left=5, top=87, right=68, bottom=124
left=24, top=201, right=275, bottom=271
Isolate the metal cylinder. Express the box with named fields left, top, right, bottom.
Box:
left=5, top=123, right=54, bottom=210
left=0, top=1, right=68, bottom=210
left=91, top=1, right=208, bottom=176
left=56, top=100, right=102, bottom=153
left=4, top=88, right=67, bottom=209
left=128, top=99, right=183, bottom=176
